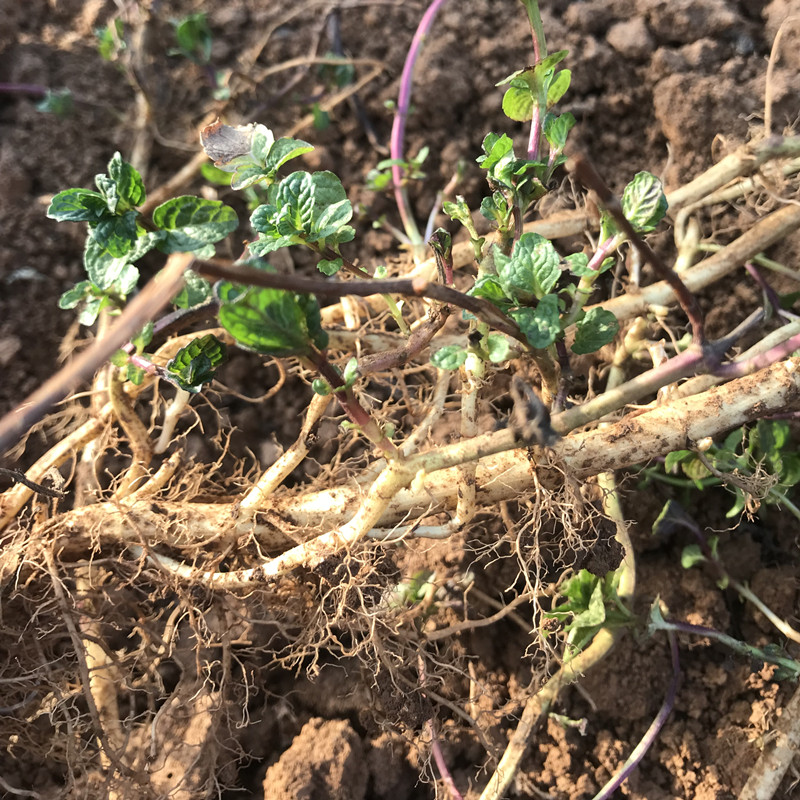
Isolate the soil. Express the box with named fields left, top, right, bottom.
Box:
left=1, top=1, right=799, bottom=799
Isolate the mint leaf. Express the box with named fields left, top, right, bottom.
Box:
left=249, top=170, right=353, bottom=254
left=468, top=275, right=510, bottom=308
left=107, top=152, right=146, bottom=210
left=477, top=133, right=514, bottom=172
left=510, top=295, right=560, bottom=349
left=547, top=69, right=571, bottom=107
left=152, top=196, right=238, bottom=254
left=90, top=211, right=140, bottom=256
left=622, top=172, right=668, bottom=233
left=83, top=232, right=154, bottom=290
left=565, top=252, right=616, bottom=277
left=59, top=281, right=93, bottom=311
left=172, top=271, right=212, bottom=308
left=47, top=189, right=108, bottom=223
left=218, top=284, right=327, bottom=357
left=495, top=233, right=561, bottom=303
left=431, top=345, right=468, bottom=370
left=263, top=137, right=314, bottom=174
left=166, top=333, right=227, bottom=393
left=485, top=333, right=511, bottom=363
left=317, top=258, right=342, bottom=276
left=543, top=112, right=575, bottom=152
left=572, top=307, right=619, bottom=354
left=502, top=81, right=535, bottom=122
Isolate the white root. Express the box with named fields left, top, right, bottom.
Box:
left=39, top=356, right=800, bottom=580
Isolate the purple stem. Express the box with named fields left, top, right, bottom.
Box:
left=527, top=100, right=541, bottom=162
left=390, top=0, right=449, bottom=244
left=714, top=329, right=800, bottom=380
left=745, top=263, right=799, bottom=321
left=0, top=82, right=48, bottom=97
left=427, top=720, right=464, bottom=800
left=592, top=632, right=680, bottom=800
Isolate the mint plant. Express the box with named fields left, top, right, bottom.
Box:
left=3, top=2, right=800, bottom=799
left=48, top=151, right=236, bottom=326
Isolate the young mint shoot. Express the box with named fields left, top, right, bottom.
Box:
left=545, top=570, right=633, bottom=658
left=659, top=420, right=800, bottom=519
left=49, top=152, right=237, bottom=324
left=249, top=170, right=355, bottom=274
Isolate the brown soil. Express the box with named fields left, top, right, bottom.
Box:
left=1, top=1, right=799, bottom=799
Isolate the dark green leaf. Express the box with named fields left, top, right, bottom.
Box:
left=90, top=211, right=140, bottom=256
left=108, top=152, right=146, bottom=209
left=218, top=285, right=322, bottom=356
left=510, top=294, right=560, bottom=349
left=47, top=189, right=108, bottom=223
left=572, top=307, right=619, bottom=354
left=166, top=333, right=227, bottom=392
left=152, top=196, right=238, bottom=253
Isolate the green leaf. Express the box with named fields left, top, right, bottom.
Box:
left=510, top=295, right=560, bottom=349
left=565, top=252, right=615, bottom=277
left=468, top=276, right=508, bottom=305
left=172, top=271, right=212, bottom=308
left=312, top=378, right=332, bottom=396
left=621, top=172, right=668, bottom=233
left=90, top=211, right=140, bottom=256
left=263, top=137, right=314, bottom=174
left=131, top=321, right=153, bottom=352
left=217, top=284, right=326, bottom=356
left=35, top=88, right=74, bottom=117
left=200, top=162, right=232, bottom=186
left=664, top=450, right=692, bottom=473
left=342, top=357, right=359, bottom=387
left=250, top=170, right=353, bottom=253
left=431, top=345, right=468, bottom=370
left=152, top=196, right=238, bottom=254
left=83, top=232, right=154, bottom=290
left=477, top=133, right=514, bottom=172
left=166, top=333, right=227, bottom=393
left=543, top=112, right=575, bottom=152
left=680, top=544, right=707, bottom=570
left=495, top=233, right=561, bottom=302
left=572, top=308, right=619, bottom=354
left=485, top=333, right=511, bottom=363
left=547, top=69, right=571, bottom=107
left=502, top=82, right=535, bottom=122
left=58, top=281, right=92, bottom=310
left=317, top=258, right=342, bottom=276
left=172, top=12, right=212, bottom=64
left=47, top=189, right=109, bottom=223
left=108, top=152, right=146, bottom=210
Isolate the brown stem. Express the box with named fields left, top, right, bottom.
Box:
left=196, top=258, right=529, bottom=347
